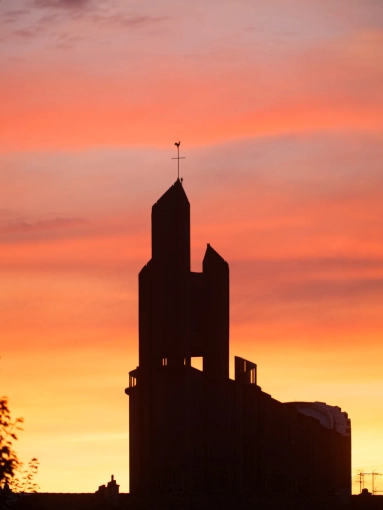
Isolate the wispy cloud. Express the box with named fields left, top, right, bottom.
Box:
left=3, top=9, right=31, bottom=23
left=5, top=9, right=31, bottom=16
left=89, top=12, right=169, bottom=30
left=32, top=0, right=91, bottom=8
left=1, top=2, right=169, bottom=48
left=31, top=0, right=169, bottom=29
left=12, top=27, right=43, bottom=39
left=0, top=216, right=86, bottom=236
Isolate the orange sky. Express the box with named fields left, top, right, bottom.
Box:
left=1, top=0, right=383, bottom=495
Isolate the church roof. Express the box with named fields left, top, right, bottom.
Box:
left=152, top=179, right=189, bottom=209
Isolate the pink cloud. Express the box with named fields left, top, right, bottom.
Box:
left=1, top=28, right=382, bottom=151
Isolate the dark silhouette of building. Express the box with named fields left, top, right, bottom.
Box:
left=125, top=179, right=351, bottom=497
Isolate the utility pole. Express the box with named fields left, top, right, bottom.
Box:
left=358, top=472, right=365, bottom=494
left=371, top=471, right=382, bottom=495
left=357, top=472, right=382, bottom=495
left=357, top=472, right=370, bottom=494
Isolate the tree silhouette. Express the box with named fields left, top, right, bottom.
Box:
left=0, top=397, right=22, bottom=486
left=9, top=458, right=40, bottom=493
left=0, top=397, right=39, bottom=493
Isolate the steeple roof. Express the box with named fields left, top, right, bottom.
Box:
left=204, top=243, right=228, bottom=265
left=153, top=179, right=189, bottom=209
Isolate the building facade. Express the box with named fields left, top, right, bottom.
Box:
left=125, top=179, right=351, bottom=496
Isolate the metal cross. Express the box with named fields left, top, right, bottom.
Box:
left=171, top=141, right=185, bottom=180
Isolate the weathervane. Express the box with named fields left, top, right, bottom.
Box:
left=172, top=141, right=185, bottom=180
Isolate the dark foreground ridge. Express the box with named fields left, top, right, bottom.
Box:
left=5, top=492, right=383, bottom=510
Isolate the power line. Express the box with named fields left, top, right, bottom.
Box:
left=356, top=471, right=382, bottom=495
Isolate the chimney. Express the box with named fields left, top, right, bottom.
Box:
left=96, top=475, right=119, bottom=507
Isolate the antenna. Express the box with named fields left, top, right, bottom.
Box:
left=356, top=471, right=382, bottom=494
left=171, top=141, right=185, bottom=180
left=372, top=471, right=382, bottom=495
left=357, top=471, right=367, bottom=494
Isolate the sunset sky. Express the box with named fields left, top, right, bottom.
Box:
left=1, top=0, right=383, bottom=495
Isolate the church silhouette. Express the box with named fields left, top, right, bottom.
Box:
left=125, top=179, right=351, bottom=496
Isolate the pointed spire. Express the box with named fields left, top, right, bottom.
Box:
left=204, top=243, right=228, bottom=265
left=153, top=179, right=189, bottom=208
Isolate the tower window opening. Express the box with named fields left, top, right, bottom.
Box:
left=250, top=368, right=256, bottom=384
left=129, top=375, right=137, bottom=387
left=191, top=357, right=203, bottom=371
left=162, top=358, right=168, bottom=366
